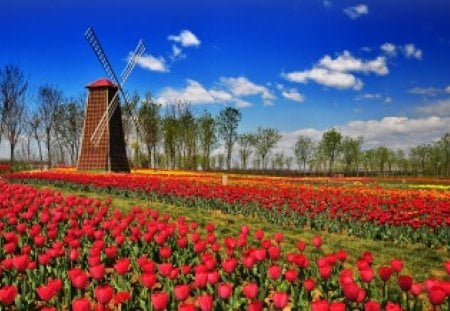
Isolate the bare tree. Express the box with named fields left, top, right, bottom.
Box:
left=197, top=110, right=216, bottom=170
left=294, top=135, right=313, bottom=174
left=53, top=96, right=84, bottom=165
left=238, top=133, right=255, bottom=170
left=0, top=64, right=28, bottom=170
left=138, top=93, right=161, bottom=168
left=254, top=127, right=281, bottom=170
left=27, top=109, right=43, bottom=164
left=37, top=85, right=63, bottom=167
left=216, top=107, right=242, bottom=170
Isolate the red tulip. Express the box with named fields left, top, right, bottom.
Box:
left=268, top=264, right=282, bottom=280
left=311, top=300, right=329, bottom=311
left=312, top=236, right=322, bottom=248
left=319, top=264, right=332, bottom=279
left=296, top=240, right=306, bottom=251
left=398, top=275, right=413, bottom=292
left=151, top=291, right=169, bottom=311
left=178, top=303, right=196, bottom=311
left=12, top=254, right=29, bottom=272
left=390, top=259, right=403, bottom=273
left=71, top=271, right=88, bottom=289
left=71, top=297, right=90, bottom=311
left=104, top=246, right=117, bottom=258
left=273, top=291, right=288, bottom=309
left=0, top=285, right=17, bottom=305
left=222, top=257, right=238, bottom=274
left=254, top=229, right=264, bottom=240
left=343, top=283, right=360, bottom=301
left=303, top=278, right=315, bottom=292
left=364, top=300, right=381, bottom=311
left=36, top=284, right=57, bottom=301
left=95, top=284, right=114, bottom=305
left=329, top=301, right=346, bottom=311
left=360, top=268, right=374, bottom=283
left=445, top=261, right=450, bottom=275
left=385, top=302, right=402, bottom=311
left=89, top=264, right=106, bottom=280
left=218, top=283, right=232, bottom=300
left=174, top=284, right=190, bottom=301
left=114, top=291, right=131, bottom=304
left=197, top=293, right=214, bottom=311
left=274, top=232, right=284, bottom=243
left=159, top=246, right=172, bottom=259
left=114, top=258, right=130, bottom=275
left=410, top=283, right=422, bottom=296
left=243, top=283, right=258, bottom=299
left=378, top=266, right=393, bottom=282
left=284, top=269, right=298, bottom=283
left=141, top=273, right=157, bottom=289
left=427, top=285, right=446, bottom=306
left=247, top=300, right=263, bottom=311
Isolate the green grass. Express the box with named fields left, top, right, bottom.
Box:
left=33, top=183, right=448, bottom=282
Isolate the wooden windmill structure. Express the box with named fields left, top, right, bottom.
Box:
left=77, top=27, right=145, bottom=172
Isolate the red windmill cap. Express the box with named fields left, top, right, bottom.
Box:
left=86, top=78, right=118, bottom=88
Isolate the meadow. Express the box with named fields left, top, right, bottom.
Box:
left=0, top=169, right=449, bottom=310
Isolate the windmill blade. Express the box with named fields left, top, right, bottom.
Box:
left=121, top=39, right=145, bottom=82
left=84, top=27, right=120, bottom=85
left=85, top=27, right=146, bottom=146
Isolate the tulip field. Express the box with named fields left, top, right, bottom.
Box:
left=0, top=170, right=449, bottom=310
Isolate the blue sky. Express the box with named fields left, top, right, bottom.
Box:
left=1, top=0, right=450, bottom=152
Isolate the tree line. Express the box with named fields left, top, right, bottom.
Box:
left=1, top=64, right=449, bottom=177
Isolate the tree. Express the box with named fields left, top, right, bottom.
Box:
left=294, top=135, right=313, bottom=174
left=340, top=136, right=363, bottom=176
left=197, top=110, right=217, bottom=170
left=216, top=107, right=242, bottom=170
left=37, top=85, right=63, bottom=167
left=27, top=109, right=43, bottom=164
left=273, top=152, right=285, bottom=170
left=254, top=127, right=281, bottom=170
left=53, top=96, right=84, bottom=165
left=238, top=133, right=256, bottom=170
left=438, top=133, right=449, bottom=177
left=0, top=64, right=28, bottom=170
left=138, top=93, right=161, bottom=168
left=320, top=128, right=342, bottom=176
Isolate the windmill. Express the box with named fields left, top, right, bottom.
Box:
left=77, top=27, right=145, bottom=172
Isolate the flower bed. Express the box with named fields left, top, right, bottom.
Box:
left=5, top=171, right=450, bottom=247
left=0, top=181, right=449, bottom=310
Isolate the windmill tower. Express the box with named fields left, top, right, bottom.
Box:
left=77, top=27, right=145, bottom=172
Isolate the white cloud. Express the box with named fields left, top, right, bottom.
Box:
left=323, top=0, right=332, bottom=8
left=416, top=99, right=450, bottom=117
left=220, top=76, right=275, bottom=105
left=283, top=50, right=390, bottom=90
left=403, top=44, right=422, bottom=60
left=337, top=116, right=449, bottom=149
left=319, top=50, right=388, bottom=75
left=168, top=30, right=201, bottom=47
left=171, top=45, right=185, bottom=60
left=380, top=42, right=396, bottom=56
left=385, top=97, right=392, bottom=103
left=355, top=93, right=382, bottom=100
left=136, top=54, right=168, bottom=72
left=158, top=79, right=232, bottom=105
left=284, top=67, right=363, bottom=90
left=408, top=87, right=441, bottom=96
left=343, top=4, right=369, bottom=19
left=235, top=99, right=253, bottom=108
left=274, top=115, right=449, bottom=156
left=282, top=89, right=305, bottom=102
left=408, top=86, right=450, bottom=96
